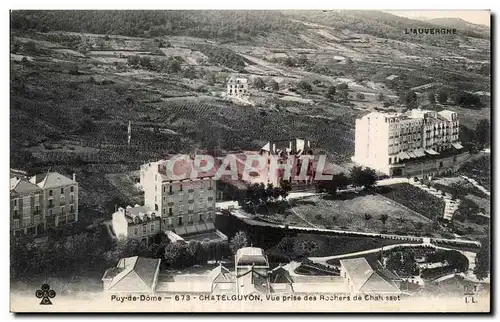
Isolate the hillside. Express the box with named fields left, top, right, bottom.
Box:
left=9, top=10, right=491, bottom=213
left=427, top=18, right=490, bottom=37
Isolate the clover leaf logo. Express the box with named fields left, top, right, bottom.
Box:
left=35, top=284, right=56, bottom=305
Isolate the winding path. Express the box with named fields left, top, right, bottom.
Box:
left=308, top=242, right=477, bottom=272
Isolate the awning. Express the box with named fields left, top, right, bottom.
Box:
left=413, top=149, right=426, bottom=157
left=185, top=225, right=197, bottom=235
left=452, top=143, right=464, bottom=150
left=425, top=149, right=439, bottom=155
left=407, top=151, right=417, bottom=158
left=195, top=223, right=208, bottom=232
left=397, top=151, right=410, bottom=160
left=175, top=227, right=187, bottom=236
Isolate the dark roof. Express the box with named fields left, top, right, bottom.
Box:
left=10, top=178, right=42, bottom=195
left=340, top=257, right=401, bottom=293
left=104, top=256, right=160, bottom=291
left=269, top=266, right=293, bottom=284
left=31, top=172, right=76, bottom=189
left=134, top=257, right=160, bottom=289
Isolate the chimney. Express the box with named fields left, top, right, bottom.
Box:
left=73, top=173, right=76, bottom=182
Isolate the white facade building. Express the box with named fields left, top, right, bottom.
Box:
left=353, top=109, right=461, bottom=176
left=112, top=205, right=161, bottom=245
left=227, top=76, right=248, bottom=98
left=139, top=157, right=226, bottom=242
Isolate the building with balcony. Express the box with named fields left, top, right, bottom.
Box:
left=29, top=172, right=79, bottom=229
left=10, top=177, right=44, bottom=238
left=139, top=157, right=226, bottom=243
left=10, top=171, right=79, bottom=239
left=353, top=109, right=465, bottom=176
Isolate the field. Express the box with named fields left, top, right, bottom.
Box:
left=378, top=184, right=446, bottom=221
left=278, top=193, right=432, bottom=235
left=268, top=233, right=406, bottom=260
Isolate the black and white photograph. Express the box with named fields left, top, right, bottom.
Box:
left=8, top=8, right=491, bottom=313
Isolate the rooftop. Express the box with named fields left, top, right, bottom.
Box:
left=236, top=247, right=269, bottom=267
left=10, top=177, right=42, bottom=195
left=103, top=256, right=160, bottom=291
left=29, top=172, right=76, bottom=189
left=153, top=157, right=217, bottom=181
left=340, top=257, right=401, bottom=293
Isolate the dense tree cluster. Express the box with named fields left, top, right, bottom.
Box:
left=194, top=44, right=251, bottom=71
left=474, top=236, right=490, bottom=280
left=163, top=239, right=230, bottom=268
left=11, top=11, right=303, bottom=41
left=229, top=231, right=248, bottom=254
left=316, top=166, right=377, bottom=197
left=386, top=249, right=419, bottom=277
left=450, top=92, right=483, bottom=108
left=243, top=182, right=290, bottom=208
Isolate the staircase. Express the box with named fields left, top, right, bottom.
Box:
left=410, top=181, right=461, bottom=221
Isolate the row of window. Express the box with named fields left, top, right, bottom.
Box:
left=12, top=213, right=76, bottom=229
left=161, top=205, right=214, bottom=216
left=48, top=186, right=75, bottom=196
left=134, top=223, right=156, bottom=236
left=12, top=195, right=41, bottom=207
left=165, top=213, right=213, bottom=227
left=155, top=181, right=213, bottom=193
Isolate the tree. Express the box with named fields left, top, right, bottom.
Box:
left=276, top=236, right=295, bottom=253
left=205, top=72, right=216, bottom=85
left=377, top=92, right=385, bottom=101
left=325, top=85, right=336, bottom=100
left=400, top=90, right=418, bottom=109
left=437, top=89, right=448, bottom=104
left=268, top=79, right=279, bottom=91
left=474, top=119, right=490, bottom=148
left=283, top=57, right=296, bottom=67
left=164, top=242, right=187, bottom=267
left=332, top=173, right=351, bottom=190
left=253, top=77, right=265, bottom=89
left=356, top=92, right=365, bottom=100
left=280, top=180, right=292, bottom=195
left=427, top=91, right=436, bottom=105
left=339, top=90, right=349, bottom=103
left=139, top=56, right=152, bottom=69
left=127, top=55, right=140, bottom=67
left=379, top=214, right=389, bottom=225
left=297, top=54, right=308, bottom=66
left=230, top=231, right=248, bottom=254
left=297, top=80, right=312, bottom=93
left=350, top=166, right=377, bottom=189
left=364, top=213, right=372, bottom=220
left=474, top=236, right=490, bottom=280
left=337, top=82, right=348, bottom=91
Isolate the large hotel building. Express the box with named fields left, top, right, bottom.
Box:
left=138, top=157, right=226, bottom=243
left=353, top=109, right=464, bottom=176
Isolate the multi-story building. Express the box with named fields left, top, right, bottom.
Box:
left=112, top=205, right=161, bottom=245
left=140, top=158, right=226, bottom=242
left=227, top=75, right=248, bottom=98
left=10, top=171, right=78, bottom=239
left=10, top=177, right=44, bottom=238
left=353, top=109, right=463, bottom=176
left=29, top=172, right=79, bottom=229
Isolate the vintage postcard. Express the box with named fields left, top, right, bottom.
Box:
left=9, top=9, right=491, bottom=313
